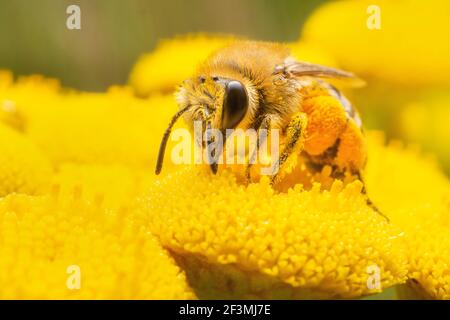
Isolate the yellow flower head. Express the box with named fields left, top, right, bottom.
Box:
left=301, top=0, right=450, bottom=87
left=1, top=75, right=183, bottom=170
left=399, top=92, right=450, bottom=174
left=0, top=70, right=13, bottom=88
left=138, top=128, right=450, bottom=299
left=23, top=91, right=179, bottom=169
left=288, top=41, right=338, bottom=68
left=0, top=190, right=195, bottom=299
left=0, top=72, right=61, bottom=132
left=1, top=98, right=25, bottom=132
left=129, top=34, right=235, bottom=96
left=398, top=224, right=450, bottom=300
left=0, top=123, right=52, bottom=197
left=144, top=156, right=409, bottom=299
left=51, top=163, right=153, bottom=210
left=364, top=132, right=450, bottom=299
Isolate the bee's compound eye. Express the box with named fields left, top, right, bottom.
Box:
left=222, top=80, right=248, bottom=129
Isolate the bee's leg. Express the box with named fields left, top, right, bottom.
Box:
left=245, top=116, right=272, bottom=183
left=270, top=112, right=308, bottom=185
left=196, top=108, right=223, bottom=174
left=356, top=171, right=390, bottom=222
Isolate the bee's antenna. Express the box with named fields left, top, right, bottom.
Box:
left=155, top=105, right=194, bottom=175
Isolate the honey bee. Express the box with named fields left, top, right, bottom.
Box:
left=155, top=41, right=388, bottom=220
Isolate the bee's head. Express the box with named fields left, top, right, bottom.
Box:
left=175, top=75, right=252, bottom=131
left=155, top=74, right=256, bottom=175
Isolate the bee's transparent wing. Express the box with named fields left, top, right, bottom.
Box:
left=275, top=58, right=366, bottom=88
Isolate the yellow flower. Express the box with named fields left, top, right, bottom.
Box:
left=0, top=190, right=195, bottom=299
left=24, top=91, right=178, bottom=169
left=398, top=92, right=450, bottom=174
left=140, top=131, right=450, bottom=299
left=0, top=123, right=52, bottom=197
left=1, top=75, right=183, bottom=171
left=301, top=0, right=450, bottom=87
left=143, top=137, right=413, bottom=298
left=51, top=163, right=157, bottom=210
left=0, top=71, right=61, bottom=133
left=1, top=98, right=25, bottom=131
left=0, top=71, right=24, bottom=130
left=128, top=34, right=235, bottom=96
left=364, top=132, right=450, bottom=299
left=0, top=71, right=61, bottom=97
left=0, top=158, right=195, bottom=298
left=0, top=70, right=13, bottom=88
left=144, top=171, right=407, bottom=299
left=288, top=41, right=338, bottom=68
left=398, top=224, right=450, bottom=300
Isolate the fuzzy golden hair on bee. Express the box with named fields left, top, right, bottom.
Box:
left=156, top=40, right=364, bottom=176
left=158, top=42, right=367, bottom=194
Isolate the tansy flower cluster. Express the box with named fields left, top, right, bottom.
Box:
left=0, top=29, right=449, bottom=299
left=144, top=167, right=408, bottom=299
left=0, top=191, right=194, bottom=299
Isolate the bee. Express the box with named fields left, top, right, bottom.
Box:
left=155, top=41, right=388, bottom=221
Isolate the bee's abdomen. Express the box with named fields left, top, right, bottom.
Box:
left=298, top=80, right=367, bottom=172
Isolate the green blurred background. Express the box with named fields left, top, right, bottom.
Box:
left=0, top=0, right=324, bottom=91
